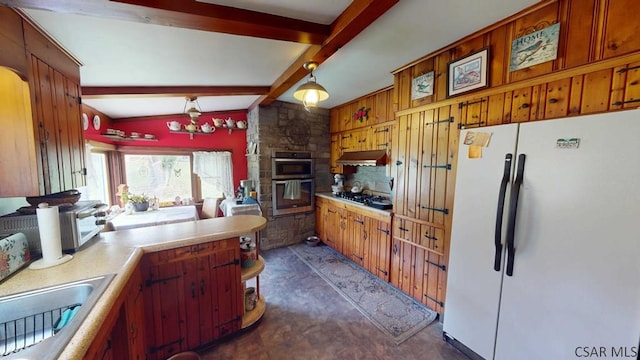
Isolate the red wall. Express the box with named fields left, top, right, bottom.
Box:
left=83, top=108, right=248, bottom=189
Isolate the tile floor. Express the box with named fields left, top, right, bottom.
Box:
left=199, top=246, right=469, bottom=360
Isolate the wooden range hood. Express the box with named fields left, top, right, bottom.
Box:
left=335, top=150, right=387, bottom=166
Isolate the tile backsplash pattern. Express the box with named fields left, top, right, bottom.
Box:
left=247, top=101, right=330, bottom=250
left=345, top=166, right=393, bottom=196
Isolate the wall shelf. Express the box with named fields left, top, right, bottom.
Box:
left=169, top=130, right=213, bottom=140
left=101, top=133, right=157, bottom=142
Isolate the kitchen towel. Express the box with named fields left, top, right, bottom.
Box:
left=283, top=180, right=301, bottom=200
left=29, top=204, right=72, bottom=269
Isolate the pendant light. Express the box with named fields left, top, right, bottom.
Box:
left=293, top=61, right=329, bottom=111
left=183, top=96, right=202, bottom=123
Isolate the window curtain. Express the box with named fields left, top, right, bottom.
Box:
left=193, top=151, right=234, bottom=197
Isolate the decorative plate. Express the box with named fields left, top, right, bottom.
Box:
left=82, top=113, right=89, bottom=130
left=93, top=115, right=101, bottom=130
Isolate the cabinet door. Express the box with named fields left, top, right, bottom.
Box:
left=315, top=197, right=326, bottom=241
left=142, top=260, right=186, bottom=360
left=324, top=204, right=343, bottom=252
left=209, top=245, right=242, bottom=339
left=366, top=218, right=391, bottom=282
left=182, top=256, right=215, bottom=348
left=29, top=56, right=85, bottom=194
left=125, top=267, right=146, bottom=360
left=346, top=211, right=366, bottom=266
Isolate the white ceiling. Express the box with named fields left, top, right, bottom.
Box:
left=21, top=0, right=540, bottom=119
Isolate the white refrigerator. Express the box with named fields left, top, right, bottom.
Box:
left=443, top=110, right=640, bottom=360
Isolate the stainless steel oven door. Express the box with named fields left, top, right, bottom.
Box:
left=272, top=158, right=314, bottom=179
left=271, top=179, right=314, bottom=216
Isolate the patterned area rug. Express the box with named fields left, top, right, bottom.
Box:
left=288, top=244, right=438, bottom=344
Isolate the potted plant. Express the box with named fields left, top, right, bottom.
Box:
left=124, top=193, right=150, bottom=212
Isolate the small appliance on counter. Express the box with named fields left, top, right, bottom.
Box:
left=0, top=200, right=107, bottom=255
left=331, top=174, right=345, bottom=195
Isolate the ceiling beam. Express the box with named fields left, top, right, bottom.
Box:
left=81, top=85, right=270, bottom=98
left=251, top=0, right=399, bottom=109
left=0, top=0, right=330, bottom=44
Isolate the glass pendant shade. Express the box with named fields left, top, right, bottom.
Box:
left=293, top=75, right=329, bottom=109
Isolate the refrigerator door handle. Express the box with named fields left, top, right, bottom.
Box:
left=494, top=153, right=513, bottom=271
left=505, top=153, right=526, bottom=277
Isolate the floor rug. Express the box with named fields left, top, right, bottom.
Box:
left=288, top=244, right=438, bottom=344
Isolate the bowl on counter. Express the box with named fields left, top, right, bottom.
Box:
left=26, top=190, right=81, bottom=207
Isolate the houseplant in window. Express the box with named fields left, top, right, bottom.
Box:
left=124, top=193, right=151, bottom=212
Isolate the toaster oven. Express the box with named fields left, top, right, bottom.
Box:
left=0, top=200, right=107, bottom=254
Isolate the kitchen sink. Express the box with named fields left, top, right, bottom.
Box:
left=0, top=274, right=115, bottom=359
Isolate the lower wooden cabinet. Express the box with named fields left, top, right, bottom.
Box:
left=315, top=196, right=392, bottom=282
left=141, top=239, right=242, bottom=360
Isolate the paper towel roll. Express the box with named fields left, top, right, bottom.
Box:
left=36, top=203, right=63, bottom=263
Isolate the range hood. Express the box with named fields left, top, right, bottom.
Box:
left=336, top=150, right=387, bottom=166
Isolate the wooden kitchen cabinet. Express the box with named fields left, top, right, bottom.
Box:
left=346, top=211, right=367, bottom=266
left=364, top=217, right=392, bottom=282
left=323, top=202, right=346, bottom=253
left=84, top=267, right=145, bottom=360
left=0, top=11, right=85, bottom=196
left=141, top=239, right=242, bottom=360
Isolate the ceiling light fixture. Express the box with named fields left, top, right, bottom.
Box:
left=183, top=96, right=202, bottom=123
left=293, top=61, right=329, bottom=111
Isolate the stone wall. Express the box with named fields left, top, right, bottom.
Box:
left=246, top=101, right=331, bottom=250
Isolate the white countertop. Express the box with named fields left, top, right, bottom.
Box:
left=315, top=192, right=393, bottom=216
left=0, top=215, right=267, bottom=359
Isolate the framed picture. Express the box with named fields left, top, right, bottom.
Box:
left=411, top=71, right=434, bottom=100
left=510, top=22, right=560, bottom=72
left=447, top=48, right=489, bottom=97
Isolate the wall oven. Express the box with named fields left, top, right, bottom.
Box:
left=0, top=200, right=107, bottom=254
left=271, top=150, right=314, bottom=216
left=272, top=178, right=314, bottom=216
left=271, top=150, right=314, bottom=179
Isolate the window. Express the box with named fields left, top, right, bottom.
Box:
left=123, top=154, right=192, bottom=202
left=193, top=151, right=234, bottom=199
left=85, top=144, right=111, bottom=205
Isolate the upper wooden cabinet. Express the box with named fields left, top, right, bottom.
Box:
left=0, top=8, right=86, bottom=196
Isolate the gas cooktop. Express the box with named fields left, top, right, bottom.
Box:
left=334, top=192, right=393, bottom=210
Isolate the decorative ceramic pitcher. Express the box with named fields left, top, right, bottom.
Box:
left=200, top=123, right=214, bottom=133
left=225, top=118, right=235, bottom=128
left=167, top=121, right=181, bottom=131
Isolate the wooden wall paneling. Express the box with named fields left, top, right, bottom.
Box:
left=510, top=86, right=533, bottom=122
left=405, top=112, right=423, bottom=219
left=418, top=109, right=435, bottom=222
left=502, top=90, right=514, bottom=123
left=561, top=0, right=597, bottom=68
left=411, top=245, right=426, bottom=303
left=386, top=88, right=396, bottom=122
left=390, top=238, right=402, bottom=289
left=434, top=50, right=451, bottom=103
left=488, top=22, right=509, bottom=88
left=396, top=68, right=412, bottom=111
left=580, top=68, right=613, bottom=114
left=622, top=61, right=640, bottom=108
left=486, top=93, right=506, bottom=125
left=533, top=83, right=547, bottom=120
left=374, top=90, right=388, bottom=123
left=410, top=58, right=435, bottom=109
left=424, top=252, right=444, bottom=313
left=432, top=106, right=452, bottom=226
left=23, top=22, right=80, bottom=83
left=391, top=114, right=406, bottom=213
left=452, top=35, right=486, bottom=60
left=568, top=74, right=584, bottom=115
left=341, top=103, right=354, bottom=132
left=609, top=65, right=628, bottom=109
left=544, top=78, right=571, bottom=118
left=508, top=2, right=560, bottom=83
left=601, top=0, right=640, bottom=60
left=330, top=108, right=340, bottom=133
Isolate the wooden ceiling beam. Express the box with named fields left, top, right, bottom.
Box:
left=81, top=85, right=270, bottom=98
left=1, top=0, right=330, bottom=44
left=252, top=0, right=399, bottom=109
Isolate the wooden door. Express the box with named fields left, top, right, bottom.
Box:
left=324, top=203, right=343, bottom=252
left=346, top=211, right=366, bottom=266
left=142, top=259, right=186, bottom=360
left=315, top=197, right=326, bottom=242
left=124, top=267, right=146, bottom=360
left=208, top=244, right=242, bottom=339
left=182, top=255, right=215, bottom=348
left=365, top=217, right=391, bottom=282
